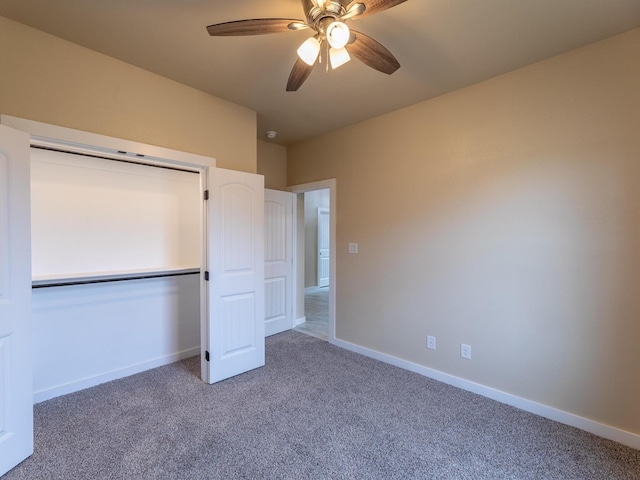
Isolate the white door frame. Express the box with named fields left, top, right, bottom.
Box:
left=288, top=179, right=337, bottom=344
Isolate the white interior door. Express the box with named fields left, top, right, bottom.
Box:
left=204, top=167, right=265, bottom=383
left=264, top=189, right=294, bottom=337
left=0, top=125, right=33, bottom=476
left=317, top=207, right=330, bottom=288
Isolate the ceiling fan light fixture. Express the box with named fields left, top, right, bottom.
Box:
left=329, top=47, right=351, bottom=69
left=326, top=21, right=350, bottom=49
left=206, top=0, right=406, bottom=92
left=297, top=36, right=321, bottom=65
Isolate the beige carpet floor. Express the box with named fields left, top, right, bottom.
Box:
left=4, top=331, right=640, bottom=479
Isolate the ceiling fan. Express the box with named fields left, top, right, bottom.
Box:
left=206, top=0, right=407, bottom=91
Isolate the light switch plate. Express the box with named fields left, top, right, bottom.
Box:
left=349, top=243, right=358, bottom=254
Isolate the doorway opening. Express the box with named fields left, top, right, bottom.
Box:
left=288, top=180, right=336, bottom=344
left=296, top=190, right=329, bottom=340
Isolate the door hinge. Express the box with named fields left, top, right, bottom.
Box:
left=205, top=351, right=210, bottom=362
left=203, top=190, right=209, bottom=200
left=204, top=271, right=210, bottom=281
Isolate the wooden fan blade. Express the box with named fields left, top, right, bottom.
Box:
left=341, top=2, right=366, bottom=21
left=207, top=18, right=305, bottom=36
left=357, top=0, right=408, bottom=18
left=346, top=31, right=400, bottom=74
left=287, top=58, right=315, bottom=91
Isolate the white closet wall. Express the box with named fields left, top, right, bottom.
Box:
left=30, top=148, right=202, bottom=402
left=30, top=148, right=200, bottom=280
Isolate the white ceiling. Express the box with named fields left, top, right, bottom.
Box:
left=1, top=0, right=639, bottom=146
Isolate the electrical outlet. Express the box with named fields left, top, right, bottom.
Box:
left=427, top=336, right=436, bottom=350
left=461, top=343, right=472, bottom=360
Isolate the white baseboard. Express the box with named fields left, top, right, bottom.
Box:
left=33, top=346, right=200, bottom=404
left=295, top=316, right=306, bottom=326
left=332, top=338, right=640, bottom=450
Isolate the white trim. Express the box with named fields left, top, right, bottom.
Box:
left=288, top=179, right=335, bottom=193
left=295, top=316, right=306, bottom=326
left=288, top=179, right=337, bottom=344
left=333, top=338, right=640, bottom=450
left=0, top=115, right=215, bottom=170
left=290, top=195, right=299, bottom=331
left=200, top=168, right=210, bottom=383
left=33, top=347, right=200, bottom=404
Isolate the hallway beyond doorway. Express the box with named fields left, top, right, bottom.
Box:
left=294, top=286, right=328, bottom=341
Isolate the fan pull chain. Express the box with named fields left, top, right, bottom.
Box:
left=325, top=40, right=329, bottom=73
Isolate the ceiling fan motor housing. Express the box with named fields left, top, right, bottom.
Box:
left=302, top=0, right=346, bottom=27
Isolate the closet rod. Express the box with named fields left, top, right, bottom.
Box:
left=32, top=268, right=200, bottom=289
left=31, top=145, right=200, bottom=174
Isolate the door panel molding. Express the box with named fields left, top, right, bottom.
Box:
left=206, top=168, right=265, bottom=383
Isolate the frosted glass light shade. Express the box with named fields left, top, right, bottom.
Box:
left=326, top=21, right=350, bottom=49
left=329, top=47, right=350, bottom=69
left=297, top=37, right=321, bottom=66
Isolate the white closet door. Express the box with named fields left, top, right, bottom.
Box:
left=0, top=125, right=33, bottom=476
left=204, top=168, right=265, bottom=383
left=317, top=207, right=330, bottom=287
left=264, top=189, right=294, bottom=337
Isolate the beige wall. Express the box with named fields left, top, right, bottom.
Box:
left=0, top=16, right=256, bottom=172
left=288, top=29, right=640, bottom=435
left=257, top=139, right=287, bottom=189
